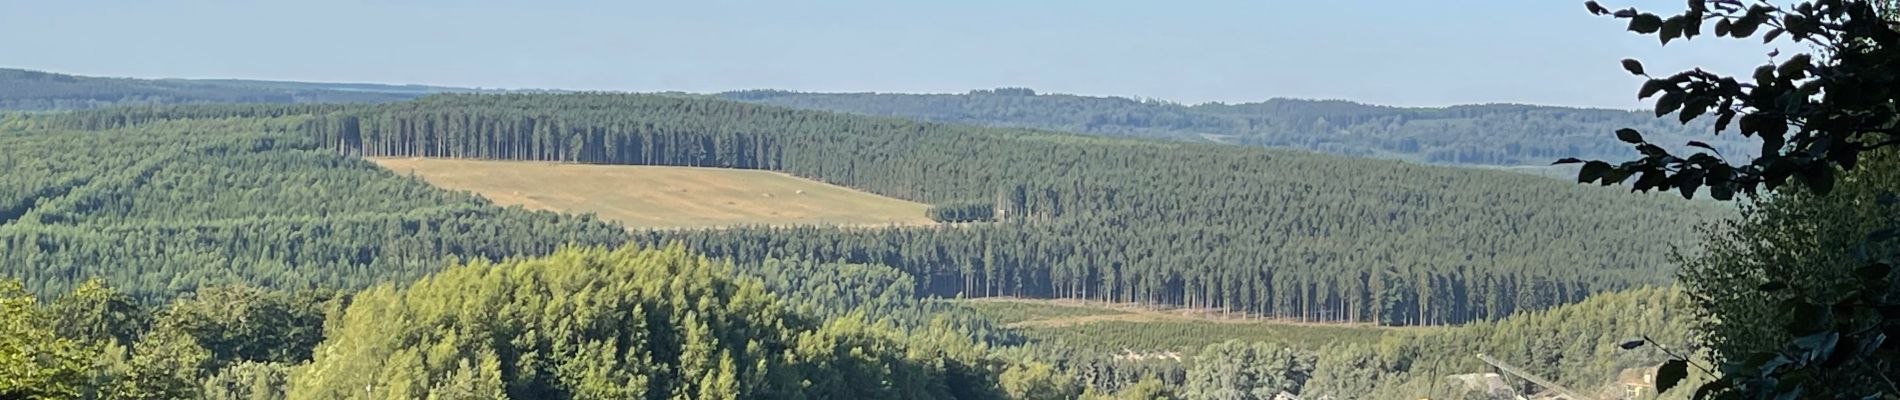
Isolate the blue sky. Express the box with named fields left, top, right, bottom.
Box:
left=2, top=0, right=1779, bottom=108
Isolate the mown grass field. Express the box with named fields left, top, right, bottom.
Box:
left=959, top=298, right=1412, bottom=355
left=371, top=158, right=935, bottom=230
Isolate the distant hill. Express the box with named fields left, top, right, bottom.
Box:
left=0, top=68, right=499, bottom=110
left=717, top=88, right=1754, bottom=166
left=0, top=67, right=1750, bottom=167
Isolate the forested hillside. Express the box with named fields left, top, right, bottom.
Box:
left=718, top=89, right=1756, bottom=166
left=0, top=93, right=1737, bottom=399
left=0, top=115, right=631, bottom=298
left=0, top=68, right=475, bottom=111
left=2, top=247, right=1068, bottom=400
left=957, top=287, right=1694, bottom=399
left=23, top=94, right=1727, bottom=326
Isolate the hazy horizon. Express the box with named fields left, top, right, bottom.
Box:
left=4, top=0, right=1778, bottom=109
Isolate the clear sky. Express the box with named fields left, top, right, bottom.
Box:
left=1, top=0, right=1781, bottom=109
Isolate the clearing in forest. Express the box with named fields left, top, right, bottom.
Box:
left=958, top=298, right=1413, bottom=355
left=370, top=158, right=935, bottom=230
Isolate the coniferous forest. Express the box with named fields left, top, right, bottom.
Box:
left=715, top=89, right=1758, bottom=166
left=1, top=92, right=1729, bottom=399
left=16, top=94, right=1726, bottom=326
left=4, top=1, right=1894, bottom=395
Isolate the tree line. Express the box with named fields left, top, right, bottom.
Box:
left=28, top=94, right=1729, bottom=325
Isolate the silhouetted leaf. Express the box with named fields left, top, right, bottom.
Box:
left=1623, top=59, right=1647, bottom=75
left=1657, top=359, right=1689, bottom=393
left=1730, top=15, right=1761, bottom=37
left=1553, top=157, right=1585, bottom=165
left=1585, top=1, right=1610, bottom=15
left=1759, top=281, right=1788, bottom=292
left=1656, top=91, right=1684, bottom=117
left=1617, top=128, right=1645, bottom=144
left=1579, top=161, right=1614, bottom=183
left=1630, top=13, right=1665, bottom=33
left=1858, top=263, right=1893, bottom=281
left=1711, top=183, right=1735, bottom=201
left=1687, top=141, right=1718, bottom=153
left=1639, top=79, right=1670, bottom=99
left=1620, top=339, right=1647, bottom=349
left=1660, top=17, right=1686, bottom=44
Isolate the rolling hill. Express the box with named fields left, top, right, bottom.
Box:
left=3, top=68, right=1748, bottom=170
left=718, top=88, right=1755, bottom=166
left=0, top=68, right=493, bottom=110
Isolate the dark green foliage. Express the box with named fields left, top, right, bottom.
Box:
left=0, top=117, right=630, bottom=298
left=718, top=89, right=1754, bottom=166
left=0, top=91, right=1753, bottom=397
left=110, top=329, right=213, bottom=400
left=929, top=200, right=997, bottom=223
left=1300, top=287, right=1695, bottom=399
left=290, top=245, right=1026, bottom=400
left=94, top=92, right=1719, bottom=325
left=1581, top=1, right=1900, bottom=398
left=201, top=361, right=291, bottom=400
left=0, top=280, right=90, bottom=399
left=151, top=285, right=330, bottom=370
left=1572, top=0, right=1899, bottom=200
left=1678, top=152, right=1900, bottom=396
left=50, top=278, right=149, bottom=349
left=1181, top=341, right=1315, bottom=399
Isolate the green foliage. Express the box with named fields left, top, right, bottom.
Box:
left=979, top=313, right=1389, bottom=355
left=961, top=301, right=1122, bottom=325
left=289, top=245, right=1024, bottom=400
left=999, top=362, right=1081, bottom=400
left=110, top=328, right=213, bottom=400
left=1301, top=287, right=1694, bottom=399
left=201, top=361, right=292, bottom=400
left=0, top=118, right=630, bottom=298
left=50, top=278, right=148, bottom=348
left=152, top=285, right=330, bottom=370
left=929, top=200, right=997, bottom=223
left=1583, top=0, right=1900, bottom=398
left=13, top=94, right=1727, bottom=326
left=1573, top=0, right=1899, bottom=200
left=1084, top=377, right=1176, bottom=400
left=1181, top=341, right=1315, bottom=400
left=1677, top=151, right=1900, bottom=397
left=0, top=280, right=90, bottom=399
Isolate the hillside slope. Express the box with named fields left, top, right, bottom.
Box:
left=29, top=94, right=1727, bottom=326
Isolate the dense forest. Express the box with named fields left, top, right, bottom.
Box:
left=0, top=115, right=631, bottom=298
left=0, top=68, right=479, bottom=111
left=20, top=94, right=1728, bottom=326
left=0, top=92, right=1738, bottom=398
left=2, top=246, right=1080, bottom=400
left=717, top=89, right=1756, bottom=166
